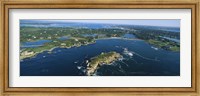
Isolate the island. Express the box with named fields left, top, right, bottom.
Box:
left=86, top=51, right=122, bottom=76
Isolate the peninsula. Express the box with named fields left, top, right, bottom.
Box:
left=20, top=37, right=95, bottom=60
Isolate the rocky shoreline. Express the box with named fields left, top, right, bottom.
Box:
left=20, top=41, right=96, bottom=60
left=86, top=51, right=122, bottom=76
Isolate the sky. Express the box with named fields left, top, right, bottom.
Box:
left=24, top=19, right=180, bottom=27
left=24, top=20, right=180, bottom=27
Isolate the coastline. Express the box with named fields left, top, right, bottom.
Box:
left=96, top=37, right=142, bottom=41
left=86, top=51, right=122, bottom=76
left=20, top=37, right=139, bottom=60
left=20, top=36, right=179, bottom=60
left=20, top=41, right=96, bottom=60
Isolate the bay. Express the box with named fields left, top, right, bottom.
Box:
left=20, top=39, right=180, bottom=76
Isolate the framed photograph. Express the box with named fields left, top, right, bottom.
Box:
left=0, top=0, right=199, bottom=95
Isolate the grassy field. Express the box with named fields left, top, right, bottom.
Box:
left=148, top=39, right=180, bottom=51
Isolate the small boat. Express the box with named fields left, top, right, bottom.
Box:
left=151, top=46, right=158, bottom=50
left=86, top=60, right=89, bottom=63
left=124, top=48, right=128, bottom=52
left=43, top=56, right=46, bottom=58
left=74, top=60, right=79, bottom=63
left=123, top=48, right=133, bottom=57
left=128, top=53, right=133, bottom=56
left=77, top=66, right=82, bottom=69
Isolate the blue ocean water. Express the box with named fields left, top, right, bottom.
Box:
left=82, top=34, right=98, bottom=37
left=123, top=34, right=136, bottom=39
left=162, top=29, right=180, bottom=32
left=58, top=36, right=70, bottom=40
left=161, top=36, right=180, bottom=43
left=20, top=39, right=180, bottom=76
left=21, top=40, right=51, bottom=48
left=20, top=23, right=111, bottom=29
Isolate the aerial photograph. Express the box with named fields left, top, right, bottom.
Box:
left=20, top=20, right=180, bottom=76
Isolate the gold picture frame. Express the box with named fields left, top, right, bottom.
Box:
left=0, top=0, right=199, bottom=96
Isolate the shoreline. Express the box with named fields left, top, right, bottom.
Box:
left=86, top=51, right=122, bottom=76
left=96, top=37, right=142, bottom=41
left=20, top=41, right=96, bottom=60
left=20, top=37, right=179, bottom=60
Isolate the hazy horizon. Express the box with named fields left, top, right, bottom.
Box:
left=21, top=19, right=180, bottom=28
